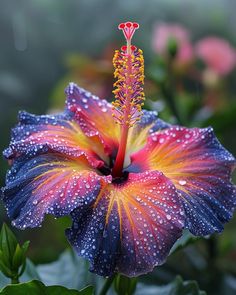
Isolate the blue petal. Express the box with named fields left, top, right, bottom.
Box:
left=66, top=199, right=121, bottom=277
left=128, top=126, right=236, bottom=236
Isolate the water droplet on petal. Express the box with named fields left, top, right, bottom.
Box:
left=85, top=183, right=91, bottom=189
left=179, top=180, right=187, bottom=186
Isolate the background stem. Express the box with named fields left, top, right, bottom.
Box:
left=160, top=82, right=183, bottom=125
left=11, top=277, right=19, bottom=284
left=99, top=275, right=116, bottom=295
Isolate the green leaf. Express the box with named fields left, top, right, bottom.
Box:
left=0, top=258, right=42, bottom=289
left=136, top=276, right=206, bottom=295
left=76, top=286, right=94, bottom=295
left=36, top=250, right=104, bottom=290
left=0, top=248, right=10, bottom=271
left=12, top=241, right=29, bottom=275
left=0, top=224, right=18, bottom=267
left=170, top=230, right=200, bottom=255
left=0, top=258, right=12, bottom=278
left=21, top=241, right=30, bottom=256
left=0, top=280, right=94, bottom=295
left=12, top=244, right=24, bottom=270
left=0, top=224, right=30, bottom=282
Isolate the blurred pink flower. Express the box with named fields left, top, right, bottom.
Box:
left=196, top=37, right=236, bottom=76
left=152, top=22, right=194, bottom=64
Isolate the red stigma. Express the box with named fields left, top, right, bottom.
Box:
left=121, top=45, right=137, bottom=52
left=118, top=23, right=125, bottom=29
left=118, top=21, right=140, bottom=43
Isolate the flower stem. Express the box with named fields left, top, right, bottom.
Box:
left=159, top=57, right=184, bottom=125
left=11, top=277, right=19, bottom=284
left=160, top=82, right=183, bottom=125
left=99, top=275, right=116, bottom=295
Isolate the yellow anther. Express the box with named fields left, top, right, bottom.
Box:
left=112, top=42, right=145, bottom=127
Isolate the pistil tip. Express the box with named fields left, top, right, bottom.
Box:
left=118, top=22, right=140, bottom=42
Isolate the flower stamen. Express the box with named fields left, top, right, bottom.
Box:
left=112, top=21, right=145, bottom=177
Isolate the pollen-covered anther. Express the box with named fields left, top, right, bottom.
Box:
left=112, top=46, right=145, bottom=127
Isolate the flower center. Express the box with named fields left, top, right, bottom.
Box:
left=112, top=21, right=145, bottom=178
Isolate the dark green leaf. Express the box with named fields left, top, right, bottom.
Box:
left=0, top=258, right=12, bottom=278
left=0, top=280, right=94, bottom=295
left=0, top=248, right=10, bottom=271
left=0, top=224, right=18, bottom=267
left=201, top=103, right=236, bottom=133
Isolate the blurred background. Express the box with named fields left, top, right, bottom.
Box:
left=0, top=0, right=236, bottom=294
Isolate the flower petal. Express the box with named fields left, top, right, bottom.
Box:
left=65, top=83, right=120, bottom=156
left=129, top=126, right=236, bottom=235
left=4, top=110, right=106, bottom=168
left=125, top=110, right=170, bottom=166
left=66, top=170, right=184, bottom=277
left=65, top=83, right=170, bottom=160
left=1, top=153, right=110, bottom=229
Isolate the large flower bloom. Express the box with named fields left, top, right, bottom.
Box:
left=1, top=22, right=236, bottom=277
left=196, top=37, right=236, bottom=76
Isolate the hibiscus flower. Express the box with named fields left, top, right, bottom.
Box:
left=1, top=22, right=235, bottom=277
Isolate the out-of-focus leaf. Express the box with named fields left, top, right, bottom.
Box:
left=0, top=280, right=94, bottom=295
left=220, top=274, right=236, bottom=295
left=36, top=250, right=104, bottom=291
left=21, top=259, right=41, bottom=282
left=201, top=103, right=236, bottom=132
left=148, top=65, right=167, bottom=84
left=136, top=276, right=206, bottom=295
left=170, top=231, right=199, bottom=254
